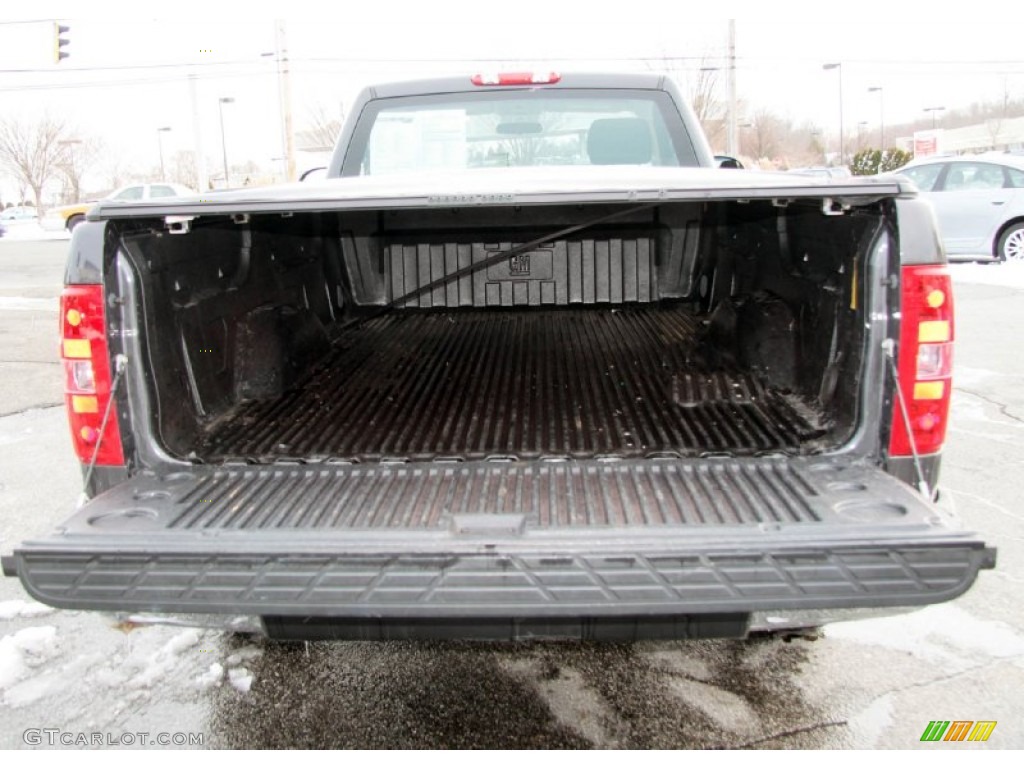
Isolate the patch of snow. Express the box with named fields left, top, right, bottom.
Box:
left=195, top=662, right=224, bottom=690
left=91, top=667, right=129, bottom=688
left=227, top=666, right=253, bottom=693
left=0, top=599, right=56, bottom=620
left=4, top=670, right=65, bottom=707
left=127, top=628, right=201, bottom=689
left=225, top=645, right=263, bottom=667
left=845, top=692, right=894, bottom=749
left=827, top=604, right=1024, bottom=672
left=0, top=626, right=58, bottom=690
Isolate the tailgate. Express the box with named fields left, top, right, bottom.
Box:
left=7, top=457, right=994, bottom=619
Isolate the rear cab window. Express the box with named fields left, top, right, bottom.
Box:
left=342, top=89, right=697, bottom=176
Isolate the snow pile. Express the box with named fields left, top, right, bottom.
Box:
left=225, top=645, right=263, bottom=667
left=195, top=662, right=225, bottom=690
left=127, top=628, right=200, bottom=689
left=0, top=600, right=56, bottom=620
left=0, top=626, right=58, bottom=690
left=827, top=603, right=1024, bottom=672
left=227, top=666, right=253, bottom=693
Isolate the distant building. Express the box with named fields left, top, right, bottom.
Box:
left=898, top=116, right=1024, bottom=156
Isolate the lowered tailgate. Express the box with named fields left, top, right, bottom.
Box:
left=6, top=457, right=994, bottom=627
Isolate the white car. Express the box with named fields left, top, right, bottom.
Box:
left=52, top=183, right=194, bottom=231
left=893, top=154, right=1024, bottom=261
left=0, top=206, right=41, bottom=238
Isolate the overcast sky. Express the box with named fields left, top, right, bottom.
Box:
left=2, top=2, right=1023, bottom=196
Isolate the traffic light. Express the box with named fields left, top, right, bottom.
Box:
left=53, top=23, right=70, bottom=64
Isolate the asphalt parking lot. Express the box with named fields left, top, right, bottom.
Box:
left=0, top=239, right=1021, bottom=749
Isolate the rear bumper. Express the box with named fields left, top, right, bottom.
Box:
left=6, top=457, right=996, bottom=635
left=11, top=537, right=995, bottom=620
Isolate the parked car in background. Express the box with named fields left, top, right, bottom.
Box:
left=891, top=154, right=1024, bottom=262
left=50, top=183, right=194, bottom=231
left=0, top=206, right=41, bottom=237
left=0, top=205, right=39, bottom=222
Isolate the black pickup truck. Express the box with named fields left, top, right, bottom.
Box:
left=2, top=72, right=995, bottom=640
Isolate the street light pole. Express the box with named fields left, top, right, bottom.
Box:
left=868, top=86, right=884, bottom=148
left=218, top=97, right=235, bottom=189
left=157, top=126, right=171, bottom=180
left=924, top=106, right=945, bottom=130
left=823, top=62, right=844, bottom=165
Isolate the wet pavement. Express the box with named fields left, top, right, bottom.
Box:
left=0, top=241, right=1021, bottom=749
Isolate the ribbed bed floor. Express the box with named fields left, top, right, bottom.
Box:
left=199, top=306, right=826, bottom=462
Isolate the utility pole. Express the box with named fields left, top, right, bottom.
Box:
left=219, top=97, right=235, bottom=188
left=189, top=73, right=209, bottom=191
left=823, top=62, right=844, bottom=165
left=276, top=20, right=296, bottom=182
left=726, top=20, right=737, bottom=157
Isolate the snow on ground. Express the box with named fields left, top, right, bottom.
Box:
left=0, top=600, right=55, bottom=620
left=126, top=628, right=201, bottom=689
left=0, top=626, right=58, bottom=691
left=826, top=603, right=1024, bottom=673
left=950, top=259, right=1024, bottom=288
left=0, top=224, right=69, bottom=242
left=195, top=662, right=225, bottom=690
left=227, top=666, right=253, bottom=693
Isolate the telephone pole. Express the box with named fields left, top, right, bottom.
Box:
left=726, top=20, right=737, bottom=157
left=275, top=20, right=296, bottom=182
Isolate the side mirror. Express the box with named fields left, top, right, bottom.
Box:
left=714, top=155, right=744, bottom=170
left=299, top=167, right=328, bottom=182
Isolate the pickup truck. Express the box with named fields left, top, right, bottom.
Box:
left=2, top=72, right=995, bottom=641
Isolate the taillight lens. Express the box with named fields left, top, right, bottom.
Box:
left=471, top=72, right=561, bottom=86
left=60, top=285, right=125, bottom=465
left=889, top=265, right=954, bottom=456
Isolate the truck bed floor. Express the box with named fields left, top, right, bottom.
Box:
left=198, top=306, right=824, bottom=462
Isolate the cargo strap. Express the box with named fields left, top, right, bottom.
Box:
left=883, top=340, right=931, bottom=498
left=82, top=354, right=127, bottom=492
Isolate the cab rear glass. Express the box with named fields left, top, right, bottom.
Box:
left=341, top=89, right=698, bottom=176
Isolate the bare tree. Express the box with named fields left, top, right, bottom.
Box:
left=743, top=108, right=787, bottom=162
left=0, top=114, right=73, bottom=211
left=646, top=55, right=725, bottom=148
left=170, top=150, right=198, bottom=190
left=302, top=101, right=346, bottom=152
left=56, top=137, right=103, bottom=204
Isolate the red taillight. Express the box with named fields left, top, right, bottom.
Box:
left=471, top=72, right=561, bottom=86
left=61, top=285, right=124, bottom=466
left=889, top=265, right=954, bottom=457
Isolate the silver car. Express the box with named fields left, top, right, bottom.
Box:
left=894, top=154, right=1024, bottom=261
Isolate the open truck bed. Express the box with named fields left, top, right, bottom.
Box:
left=4, top=160, right=995, bottom=640
left=200, top=306, right=825, bottom=463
